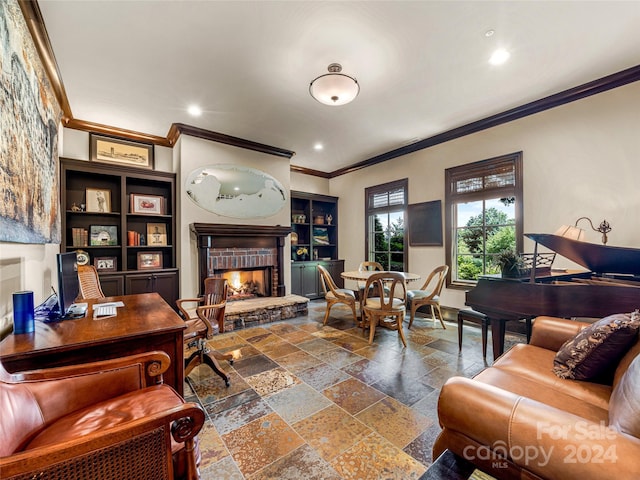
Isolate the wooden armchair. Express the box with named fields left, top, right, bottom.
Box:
left=407, top=264, right=449, bottom=329
left=361, top=271, right=408, bottom=346
left=317, top=264, right=358, bottom=325
left=176, top=278, right=233, bottom=387
left=0, top=351, right=205, bottom=480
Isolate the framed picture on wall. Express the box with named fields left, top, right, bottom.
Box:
left=90, top=134, right=154, bottom=169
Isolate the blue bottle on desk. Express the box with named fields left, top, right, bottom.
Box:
left=13, top=291, right=35, bottom=334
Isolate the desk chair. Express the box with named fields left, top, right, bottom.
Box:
left=361, top=271, right=407, bottom=347
left=407, top=265, right=449, bottom=329
left=317, top=264, right=358, bottom=325
left=77, top=265, right=106, bottom=299
left=176, top=278, right=233, bottom=387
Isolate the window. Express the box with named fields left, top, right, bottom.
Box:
left=445, top=153, right=523, bottom=287
left=365, top=179, right=408, bottom=271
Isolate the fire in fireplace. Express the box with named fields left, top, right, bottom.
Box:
left=217, top=267, right=272, bottom=301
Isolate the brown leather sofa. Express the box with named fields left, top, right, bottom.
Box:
left=434, top=316, right=640, bottom=480
left=0, top=351, right=204, bottom=480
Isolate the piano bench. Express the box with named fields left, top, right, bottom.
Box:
left=458, top=309, right=490, bottom=358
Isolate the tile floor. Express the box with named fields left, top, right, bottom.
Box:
left=183, top=300, right=525, bottom=480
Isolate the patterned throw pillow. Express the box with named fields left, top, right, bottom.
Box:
left=553, top=310, right=640, bottom=381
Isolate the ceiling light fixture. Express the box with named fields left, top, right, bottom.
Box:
left=309, top=63, right=359, bottom=106
left=489, top=48, right=510, bottom=65
left=188, top=105, right=202, bottom=116
left=313, top=143, right=323, bottom=151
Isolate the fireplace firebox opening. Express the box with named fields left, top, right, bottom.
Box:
left=216, top=267, right=272, bottom=301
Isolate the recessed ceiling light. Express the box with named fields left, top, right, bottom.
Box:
left=313, top=143, right=323, bottom=151
left=188, top=104, right=202, bottom=116
left=489, top=48, right=510, bottom=65
left=484, top=29, right=495, bottom=37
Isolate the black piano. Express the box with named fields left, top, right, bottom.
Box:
left=466, top=233, right=640, bottom=360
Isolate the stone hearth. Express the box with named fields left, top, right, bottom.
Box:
left=223, top=294, right=309, bottom=332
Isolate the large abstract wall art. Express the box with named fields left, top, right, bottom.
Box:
left=0, top=0, right=62, bottom=244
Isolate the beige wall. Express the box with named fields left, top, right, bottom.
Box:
left=177, top=135, right=292, bottom=297
left=330, top=81, right=640, bottom=310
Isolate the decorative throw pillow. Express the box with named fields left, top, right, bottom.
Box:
left=609, top=353, right=640, bottom=437
left=553, top=310, right=640, bottom=381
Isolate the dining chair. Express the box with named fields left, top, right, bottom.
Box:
left=361, top=271, right=407, bottom=347
left=356, top=261, right=384, bottom=309
left=407, top=264, right=449, bottom=329
left=317, top=264, right=358, bottom=325
left=77, top=265, right=106, bottom=299
left=176, top=277, right=233, bottom=386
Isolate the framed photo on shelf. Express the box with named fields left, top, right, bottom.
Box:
left=90, top=133, right=154, bottom=169
left=130, top=193, right=164, bottom=215
left=89, top=225, right=118, bottom=246
left=147, top=223, right=167, bottom=246
left=94, top=256, right=117, bottom=272
left=85, top=188, right=111, bottom=213
left=137, top=251, right=163, bottom=270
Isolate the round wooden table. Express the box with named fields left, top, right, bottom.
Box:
left=341, top=270, right=421, bottom=283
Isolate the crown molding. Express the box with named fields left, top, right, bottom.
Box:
left=168, top=123, right=294, bottom=159
left=65, top=118, right=171, bottom=147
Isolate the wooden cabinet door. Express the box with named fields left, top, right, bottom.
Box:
left=301, top=262, right=320, bottom=298
left=126, top=271, right=178, bottom=308
left=99, top=274, right=125, bottom=297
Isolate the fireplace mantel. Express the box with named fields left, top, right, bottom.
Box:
left=190, top=223, right=292, bottom=296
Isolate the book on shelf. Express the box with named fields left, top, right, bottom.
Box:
left=127, top=230, right=145, bottom=246
left=72, top=227, right=88, bottom=246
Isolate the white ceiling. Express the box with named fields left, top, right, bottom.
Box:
left=38, top=1, right=640, bottom=174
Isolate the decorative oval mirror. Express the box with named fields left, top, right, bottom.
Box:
left=185, top=164, right=287, bottom=218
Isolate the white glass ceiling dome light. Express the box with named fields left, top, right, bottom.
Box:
left=309, top=63, right=359, bottom=106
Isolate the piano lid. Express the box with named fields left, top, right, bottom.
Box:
left=526, top=233, right=640, bottom=276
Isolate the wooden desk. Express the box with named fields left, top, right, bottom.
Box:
left=0, top=293, right=185, bottom=396
left=341, top=270, right=421, bottom=283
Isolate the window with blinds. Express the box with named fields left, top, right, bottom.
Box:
left=365, top=179, right=408, bottom=272
left=445, top=153, right=523, bottom=286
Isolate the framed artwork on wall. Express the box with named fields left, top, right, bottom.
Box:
left=90, top=133, right=154, bottom=169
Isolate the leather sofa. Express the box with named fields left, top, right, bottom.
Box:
left=0, top=351, right=204, bottom=480
left=434, top=316, right=640, bottom=480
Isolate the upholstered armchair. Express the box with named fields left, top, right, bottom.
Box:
left=0, top=351, right=204, bottom=480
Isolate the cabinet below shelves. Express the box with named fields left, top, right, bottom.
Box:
left=291, top=260, right=344, bottom=299
left=99, top=269, right=179, bottom=308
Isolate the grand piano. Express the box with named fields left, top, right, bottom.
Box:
left=466, top=233, right=640, bottom=360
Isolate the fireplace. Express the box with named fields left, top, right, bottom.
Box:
left=191, top=223, right=292, bottom=297
left=217, top=266, right=272, bottom=301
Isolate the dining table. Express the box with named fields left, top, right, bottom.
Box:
left=340, top=270, right=421, bottom=283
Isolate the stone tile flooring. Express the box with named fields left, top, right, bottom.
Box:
left=184, top=300, right=525, bottom=480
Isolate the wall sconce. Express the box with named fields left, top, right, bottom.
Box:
left=555, top=217, right=611, bottom=244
